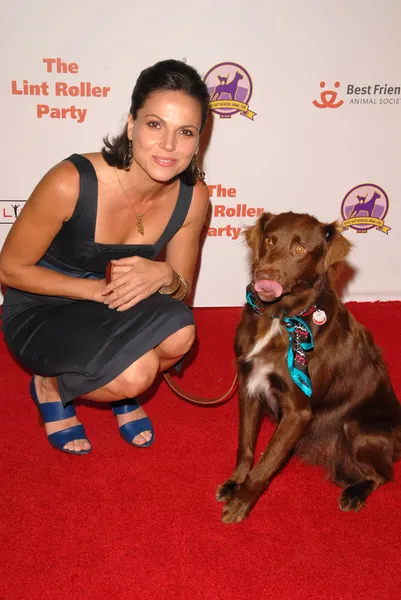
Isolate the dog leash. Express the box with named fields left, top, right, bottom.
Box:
left=164, top=371, right=238, bottom=406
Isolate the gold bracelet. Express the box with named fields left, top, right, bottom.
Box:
left=159, top=272, right=181, bottom=296
left=173, top=273, right=188, bottom=301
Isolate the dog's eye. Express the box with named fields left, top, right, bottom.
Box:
left=295, top=245, right=305, bottom=254
left=265, top=237, right=274, bottom=247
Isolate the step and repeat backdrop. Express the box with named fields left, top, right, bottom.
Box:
left=1, top=0, right=400, bottom=306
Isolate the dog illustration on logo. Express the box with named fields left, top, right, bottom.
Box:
left=217, top=73, right=230, bottom=85
left=210, top=71, right=244, bottom=101
left=348, top=191, right=380, bottom=219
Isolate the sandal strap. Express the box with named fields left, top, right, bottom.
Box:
left=48, top=424, right=89, bottom=448
left=118, top=417, right=154, bottom=444
left=30, top=378, right=76, bottom=423
left=37, top=401, right=76, bottom=423
left=111, top=399, right=140, bottom=416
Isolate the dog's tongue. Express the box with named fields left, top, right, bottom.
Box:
left=254, top=279, right=283, bottom=299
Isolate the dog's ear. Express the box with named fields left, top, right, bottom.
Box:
left=245, top=212, right=275, bottom=261
left=324, top=221, right=352, bottom=269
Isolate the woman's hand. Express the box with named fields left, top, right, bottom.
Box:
left=101, top=257, right=173, bottom=311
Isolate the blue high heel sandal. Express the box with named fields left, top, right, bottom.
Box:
left=111, top=399, right=155, bottom=448
left=30, top=376, right=92, bottom=455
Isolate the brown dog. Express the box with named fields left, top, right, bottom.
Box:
left=217, top=212, right=401, bottom=524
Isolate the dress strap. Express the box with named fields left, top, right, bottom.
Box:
left=155, top=180, right=194, bottom=250
left=43, top=154, right=98, bottom=269
left=64, top=154, right=98, bottom=233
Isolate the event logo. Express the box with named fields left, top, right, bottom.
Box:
left=313, top=80, right=401, bottom=107
left=0, top=201, right=25, bottom=224
left=10, top=57, right=112, bottom=123
left=340, top=184, right=391, bottom=234
left=313, top=81, right=344, bottom=108
left=204, top=62, right=256, bottom=120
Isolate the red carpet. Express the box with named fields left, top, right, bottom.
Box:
left=1, top=303, right=401, bottom=600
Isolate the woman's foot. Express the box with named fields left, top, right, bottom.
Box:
left=33, top=376, right=91, bottom=453
left=115, top=405, right=153, bottom=446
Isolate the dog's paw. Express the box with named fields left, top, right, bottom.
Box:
left=338, top=482, right=373, bottom=512
left=216, top=479, right=239, bottom=503
left=221, top=495, right=251, bottom=524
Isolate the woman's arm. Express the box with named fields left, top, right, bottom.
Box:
left=162, top=180, right=210, bottom=297
left=0, top=161, right=105, bottom=302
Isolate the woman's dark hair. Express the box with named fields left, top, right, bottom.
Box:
left=102, top=59, right=210, bottom=184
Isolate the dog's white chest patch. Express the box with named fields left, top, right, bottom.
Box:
left=246, top=359, right=274, bottom=397
left=244, top=319, right=282, bottom=415
left=245, top=318, right=282, bottom=361
left=246, top=358, right=279, bottom=416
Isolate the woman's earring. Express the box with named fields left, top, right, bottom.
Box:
left=123, top=139, right=133, bottom=171
left=195, top=153, right=205, bottom=182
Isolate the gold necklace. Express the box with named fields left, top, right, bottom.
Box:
left=114, top=169, right=154, bottom=236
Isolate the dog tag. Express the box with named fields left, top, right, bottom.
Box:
left=312, top=309, right=327, bottom=325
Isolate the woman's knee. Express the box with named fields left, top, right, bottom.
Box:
left=157, top=325, right=195, bottom=359
left=109, top=351, right=160, bottom=398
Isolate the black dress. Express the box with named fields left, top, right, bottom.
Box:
left=2, top=154, right=194, bottom=405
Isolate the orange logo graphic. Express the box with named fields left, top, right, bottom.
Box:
left=313, top=81, right=344, bottom=108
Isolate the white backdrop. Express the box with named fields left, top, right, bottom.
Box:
left=1, top=0, right=400, bottom=306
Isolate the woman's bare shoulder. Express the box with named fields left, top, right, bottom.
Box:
left=26, top=158, right=82, bottom=220
left=189, top=179, right=209, bottom=205
left=35, top=158, right=79, bottom=194
left=184, top=180, right=210, bottom=227
left=193, top=180, right=210, bottom=206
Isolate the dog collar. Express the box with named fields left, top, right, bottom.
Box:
left=246, top=284, right=327, bottom=324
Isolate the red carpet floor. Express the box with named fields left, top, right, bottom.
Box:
left=1, top=303, right=401, bottom=600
